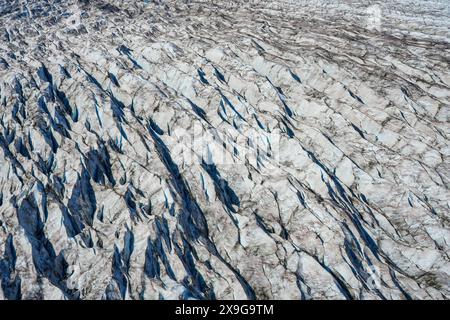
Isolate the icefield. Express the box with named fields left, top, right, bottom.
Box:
left=0, top=0, right=449, bottom=300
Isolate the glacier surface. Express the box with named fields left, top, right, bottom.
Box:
left=0, top=0, right=449, bottom=299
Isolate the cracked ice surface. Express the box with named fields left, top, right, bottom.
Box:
left=0, top=0, right=449, bottom=300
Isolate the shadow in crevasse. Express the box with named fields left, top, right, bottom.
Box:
left=200, top=159, right=240, bottom=214
left=0, top=234, right=22, bottom=300
left=146, top=123, right=256, bottom=299
left=15, top=193, right=79, bottom=299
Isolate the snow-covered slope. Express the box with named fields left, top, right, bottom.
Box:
left=0, top=0, right=449, bottom=299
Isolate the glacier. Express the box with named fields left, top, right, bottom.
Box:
left=0, top=0, right=449, bottom=300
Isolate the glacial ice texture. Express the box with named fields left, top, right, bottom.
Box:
left=0, top=0, right=449, bottom=299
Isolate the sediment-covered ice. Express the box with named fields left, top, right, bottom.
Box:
left=0, top=0, right=449, bottom=299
